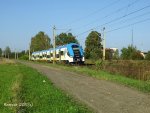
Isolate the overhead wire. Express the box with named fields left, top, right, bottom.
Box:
left=109, top=11, right=150, bottom=27
left=73, top=0, right=140, bottom=30
left=61, top=0, right=121, bottom=27
left=75, top=4, right=150, bottom=37
left=106, top=17, right=150, bottom=33
left=54, top=26, right=72, bottom=33
left=94, top=4, right=150, bottom=29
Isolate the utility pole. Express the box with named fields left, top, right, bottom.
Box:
left=15, top=49, right=16, bottom=59
left=8, top=53, right=9, bottom=59
left=102, top=27, right=106, bottom=60
left=17, top=52, right=18, bottom=59
left=53, top=26, right=56, bottom=64
left=29, top=43, right=31, bottom=60
left=5, top=51, right=6, bottom=58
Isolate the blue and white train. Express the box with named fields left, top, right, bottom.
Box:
left=31, top=43, right=85, bottom=64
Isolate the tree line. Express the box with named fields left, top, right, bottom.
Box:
left=30, top=31, right=78, bottom=52
left=1, top=30, right=150, bottom=60
left=29, top=31, right=150, bottom=61
left=0, top=47, right=29, bottom=60
left=0, top=46, right=11, bottom=58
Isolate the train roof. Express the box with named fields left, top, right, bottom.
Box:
left=32, top=43, right=80, bottom=54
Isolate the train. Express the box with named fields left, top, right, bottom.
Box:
left=31, top=43, right=85, bottom=64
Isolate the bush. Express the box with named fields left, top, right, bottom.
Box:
left=19, top=55, right=29, bottom=60
left=102, top=60, right=150, bottom=81
left=121, top=46, right=144, bottom=60
left=145, top=51, right=150, bottom=60
left=95, top=60, right=103, bottom=70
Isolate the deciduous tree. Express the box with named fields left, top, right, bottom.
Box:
left=55, top=33, right=78, bottom=46
left=113, top=49, right=119, bottom=60
left=30, top=31, right=51, bottom=52
left=0, top=48, right=2, bottom=57
left=85, top=31, right=102, bottom=60
left=145, top=51, right=150, bottom=60
left=4, top=46, right=11, bottom=58
left=121, top=45, right=144, bottom=60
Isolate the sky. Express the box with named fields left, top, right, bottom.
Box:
left=0, top=0, right=150, bottom=52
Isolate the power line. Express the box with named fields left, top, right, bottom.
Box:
left=64, top=29, right=72, bottom=34
left=94, top=4, right=150, bottom=29
left=55, top=28, right=71, bottom=31
left=76, top=29, right=93, bottom=37
left=109, top=11, right=150, bottom=27
left=62, top=0, right=121, bottom=27
left=73, top=0, right=140, bottom=30
left=54, top=26, right=72, bottom=35
left=76, top=4, right=150, bottom=37
left=106, top=18, right=150, bottom=33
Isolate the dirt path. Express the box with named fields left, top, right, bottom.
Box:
left=20, top=61, right=150, bottom=113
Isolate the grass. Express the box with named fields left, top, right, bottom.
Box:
left=0, top=61, right=92, bottom=113
left=41, top=62, right=150, bottom=93
left=102, top=60, right=150, bottom=81
left=0, top=63, right=21, bottom=113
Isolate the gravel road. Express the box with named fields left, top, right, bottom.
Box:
left=20, top=61, right=150, bottom=113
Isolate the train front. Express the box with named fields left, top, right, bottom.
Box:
left=67, top=43, right=85, bottom=64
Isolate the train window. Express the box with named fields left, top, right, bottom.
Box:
left=42, top=54, right=46, bottom=57
left=72, top=45, right=79, bottom=48
left=47, top=55, right=50, bottom=58
left=56, top=54, right=59, bottom=58
left=50, top=53, right=53, bottom=57
left=72, top=45, right=79, bottom=52
left=67, top=51, right=70, bottom=56
left=60, top=51, right=64, bottom=55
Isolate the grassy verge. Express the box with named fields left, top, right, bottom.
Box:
left=0, top=62, right=92, bottom=113
left=41, top=62, right=150, bottom=93
left=0, top=63, right=21, bottom=113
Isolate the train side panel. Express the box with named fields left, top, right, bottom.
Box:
left=31, top=43, right=85, bottom=63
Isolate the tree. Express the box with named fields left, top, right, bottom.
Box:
left=132, top=50, right=144, bottom=60
left=121, top=45, right=144, bottom=60
left=18, top=50, right=29, bottom=60
left=104, top=49, right=119, bottom=60
left=145, top=51, right=150, bottom=60
left=85, top=31, right=103, bottom=60
left=4, top=46, right=11, bottom=58
left=55, top=33, right=78, bottom=46
left=30, top=31, right=51, bottom=52
left=113, top=49, right=119, bottom=60
left=105, top=49, right=113, bottom=60
left=0, top=48, right=2, bottom=57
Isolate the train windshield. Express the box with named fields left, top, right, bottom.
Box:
left=72, top=45, right=79, bottom=49
left=72, top=45, right=81, bottom=58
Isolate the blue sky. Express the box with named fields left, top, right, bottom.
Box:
left=0, top=0, right=150, bottom=52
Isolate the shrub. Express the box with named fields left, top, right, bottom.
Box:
left=19, top=55, right=29, bottom=60
left=145, top=51, right=150, bottom=60
left=95, top=60, right=103, bottom=70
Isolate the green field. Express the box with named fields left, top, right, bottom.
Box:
left=0, top=61, right=91, bottom=113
